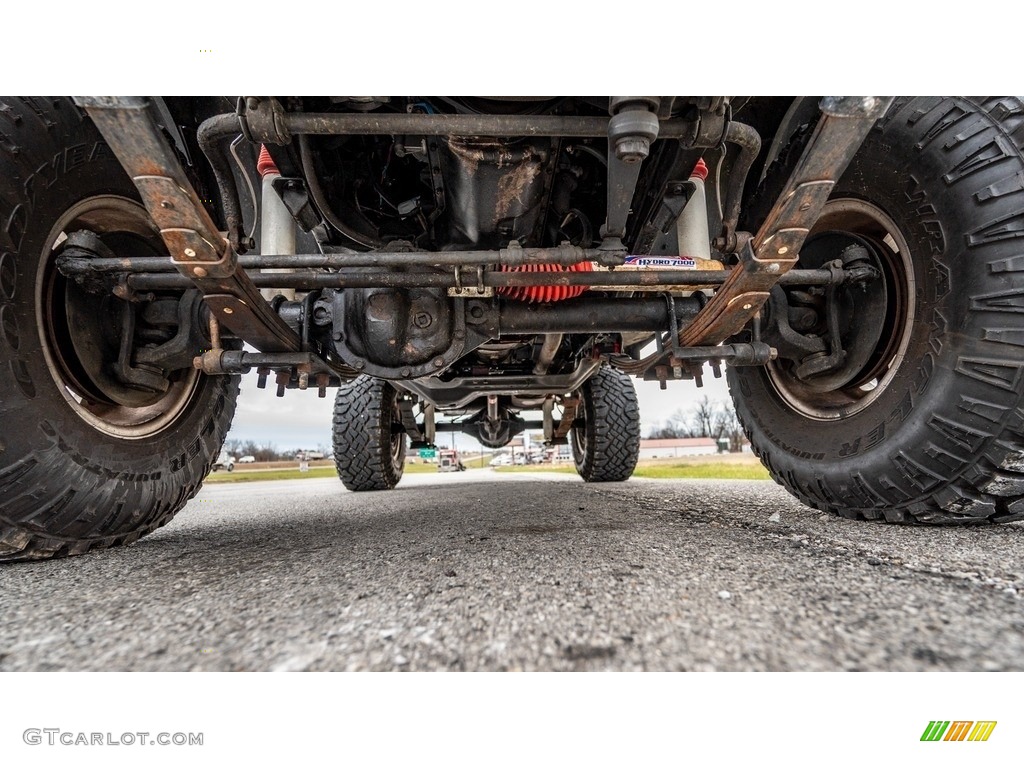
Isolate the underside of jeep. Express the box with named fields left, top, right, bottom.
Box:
left=4, top=95, right=1024, bottom=561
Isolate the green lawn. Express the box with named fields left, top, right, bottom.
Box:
left=633, top=462, right=769, bottom=480
left=204, top=462, right=441, bottom=484
left=205, top=457, right=770, bottom=484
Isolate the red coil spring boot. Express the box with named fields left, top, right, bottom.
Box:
left=257, top=145, right=279, bottom=177
left=498, top=260, right=594, bottom=303
left=691, top=157, right=708, bottom=181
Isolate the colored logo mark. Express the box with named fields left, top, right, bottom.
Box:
left=920, top=721, right=997, bottom=742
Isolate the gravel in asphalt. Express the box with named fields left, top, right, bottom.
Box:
left=2, top=472, right=1023, bottom=671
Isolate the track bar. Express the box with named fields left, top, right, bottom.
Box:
left=122, top=266, right=848, bottom=292
left=60, top=244, right=602, bottom=272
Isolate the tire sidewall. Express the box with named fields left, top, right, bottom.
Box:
left=0, top=100, right=238, bottom=550
left=1, top=135, right=231, bottom=472
left=571, top=383, right=597, bottom=477
left=731, top=96, right=1024, bottom=509
left=382, top=383, right=406, bottom=486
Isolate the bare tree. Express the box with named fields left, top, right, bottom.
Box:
left=714, top=402, right=747, bottom=453
left=691, top=395, right=719, bottom=439
left=219, top=437, right=299, bottom=462
left=256, top=442, right=280, bottom=462
left=647, top=396, right=746, bottom=451
left=648, top=408, right=696, bottom=439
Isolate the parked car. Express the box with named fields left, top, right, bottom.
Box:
left=212, top=452, right=235, bottom=473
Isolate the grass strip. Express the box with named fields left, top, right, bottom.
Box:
left=204, top=462, right=442, bottom=484
left=206, top=459, right=770, bottom=483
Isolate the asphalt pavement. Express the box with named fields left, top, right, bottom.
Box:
left=3, top=471, right=1023, bottom=671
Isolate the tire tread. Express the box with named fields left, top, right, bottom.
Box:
left=332, top=375, right=405, bottom=491
left=733, top=97, right=1024, bottom=526
left=0, top=96, right=239, bottom=561
left=573, top=365, right=641, bottom=482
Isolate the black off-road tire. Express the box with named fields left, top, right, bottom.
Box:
left=730, top=96, right=1024, bottom=525
left=0, top=97, right=239, bottom=561
left=572, top=365, right=640, bottom=482
left=333, top=375, right=406, bottom=491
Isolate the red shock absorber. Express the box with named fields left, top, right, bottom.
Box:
left=498, top=260, right=594, bottom=303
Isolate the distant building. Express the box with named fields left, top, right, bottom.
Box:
left=639, top=437, right=717, bottom=459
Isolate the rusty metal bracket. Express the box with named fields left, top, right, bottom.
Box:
left=552, top=396, right=580, bottom=442
left=193, top=349, right=340, bottom=378
left=75, top=97, right=302, bottom=353
left=678, top=96, right=894, bottom=347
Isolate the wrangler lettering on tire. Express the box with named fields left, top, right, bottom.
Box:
left=730, top=97, right=1024, bottom=525
left=0, top=97, right=238, bottom=561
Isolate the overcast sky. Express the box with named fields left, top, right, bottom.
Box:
left=225, top=364, right=733, bottom=453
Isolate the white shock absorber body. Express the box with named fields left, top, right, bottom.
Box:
left=589, top=159, right=717, bottom=295
left=258, top=146, right=297, bottom=301
left=676, top=158, right=712, bottom=263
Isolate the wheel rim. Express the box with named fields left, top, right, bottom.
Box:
left=766, top=198, right=916, bottom=421
left=36, top=196, right=201, bottom=439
